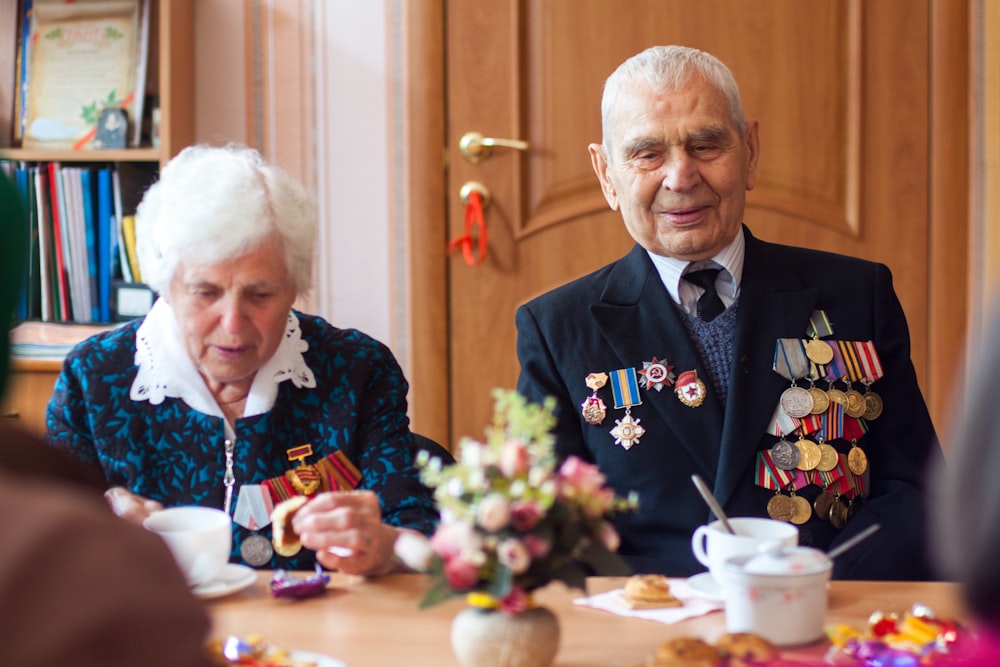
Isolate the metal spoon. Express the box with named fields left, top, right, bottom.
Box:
left=826, top=523, right=881, bottom=560
left=691, top=474, right=736, bottom=534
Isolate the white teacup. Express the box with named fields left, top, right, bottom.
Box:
left=144, top=506, right=232, bottom=587
left=690, top=517, right=798, bottom=585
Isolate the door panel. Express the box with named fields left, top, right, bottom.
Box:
left=445, top=0, right=930, bottom=445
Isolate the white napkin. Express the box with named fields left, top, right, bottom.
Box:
left=573, top=578, right=724, bottom=624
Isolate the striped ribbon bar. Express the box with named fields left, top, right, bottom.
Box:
left=609, top=367, right=642, bottom=409
left=756, top=450, right=794, bottom=490
left=854, top=340, right=884, bottom=385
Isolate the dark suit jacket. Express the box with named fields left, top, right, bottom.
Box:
left=516, top=227, right=942, bottom=580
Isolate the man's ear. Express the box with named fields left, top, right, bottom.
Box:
left=743, top=119, right=760, bottom=192
left=588, top=143, right=619, bottom=211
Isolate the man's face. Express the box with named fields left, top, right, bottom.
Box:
left=589, top=74, right=759, bottom=261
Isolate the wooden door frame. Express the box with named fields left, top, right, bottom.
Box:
left=394, top=0, right=971, bottom=448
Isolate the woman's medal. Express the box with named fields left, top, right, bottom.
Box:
left=234, top=484, right=275, bottom=567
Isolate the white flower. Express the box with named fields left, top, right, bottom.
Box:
left=497, top=538, right=531, bottom=574
left=393, top=531, right=436, bottom=571
left=476, top=493, right=511, bottom=532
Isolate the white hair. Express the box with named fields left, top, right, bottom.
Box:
left=135, top=144, right=316, bottom=295
left=600, top=45, right=747, bottom=154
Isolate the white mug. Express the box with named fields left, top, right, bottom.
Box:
left=144, top=506, right=232, bottom=587
left=690, top=517, right=798, bottom=584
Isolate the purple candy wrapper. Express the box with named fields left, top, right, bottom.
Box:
left=269, top=567, right=330, bottom=599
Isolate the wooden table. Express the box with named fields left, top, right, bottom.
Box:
left=207, top=574, right=965, bottom=666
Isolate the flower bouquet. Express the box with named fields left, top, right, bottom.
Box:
left=403, top=388, right=637, bottom=615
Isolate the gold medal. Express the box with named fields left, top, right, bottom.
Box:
left=829, top=496, right=849, bottom=529
left=844, top=389, right=867, bottom=418
left=789, top=492, right=812, bottom=525
left=767, top=493, right=795, bottom=522
left=848, top=443, right=868, bottom=475
left=807, top=386, right=830, bottom=415
left=816, top=443, right=839, bottom=472
left=863, top=391, right=884, bottom=421
left=286, top=444, right=321, bottom=495
left=813, top=489, right=836, bottom=521
left=805, top=338, right=834, bottom=365
left=826, top=387, right=849, bottom=407
left=794, top=437, right=822, bottom=471
left=582, top=372, right=609, bottom=425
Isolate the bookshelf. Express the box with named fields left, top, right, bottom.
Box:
left=0, top=0, right=194, bottom=435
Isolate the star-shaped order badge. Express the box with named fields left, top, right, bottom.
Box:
left=675, top=370, right=707, bottom=408
left=638, top=356, right=676, bottom=392
left=611, top=413, right=645, bottom=450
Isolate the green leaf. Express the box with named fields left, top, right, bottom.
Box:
left=419, top=578, right=462, bottom=609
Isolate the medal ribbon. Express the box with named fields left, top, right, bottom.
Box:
left=824, top=342, right=847, bottom=383
left=843, top=416, right=868, bottom=441
left=836, top=340, right=865, bottom=384
left=233, top=484, right=274, bottom=530
left=263, top=450, right=362, bottom=503
left=756, top=450, right=794, bottom=490
left=807, top=310, right=834, bottom=339
left=766, top=404, right=799, bottom=437
left=821, top=404, right=844, bottom=441
left=790, top=469, right=810, bottom=492
left=798, top=413, right=823, bottom=437
left=610, top=367, right=642, bottom=409
left=773, top=338, right=811, bottom=382
left=853, top=340, right=884, bottom=385
left=812, top=456, right=845, bottom=487
left=830, top=458, right=853, bottom=495
left=846, top=464, right=866, bottom=498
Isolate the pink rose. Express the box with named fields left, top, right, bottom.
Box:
left=509, top=499, right=544, bottom=531
left=431, top=520, right=481, bottom=559
left=499, top=438, right=531, bottom=477
left=476, top=493, right=511, bottom=532
left=558, top=456, right=607, bottom=494
left=521, top=533, right=552, bottom=559
left=500, top=586, right=530, bottom=615
left=443, top=554, right=481, bottom=590
left=497, top=537, right=531, bottom=574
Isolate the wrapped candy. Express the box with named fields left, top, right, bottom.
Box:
left=269, top=566, right=330, bottom=599
left=824, top=605, right=972, bottom=666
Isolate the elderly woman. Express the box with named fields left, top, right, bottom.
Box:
left=46, top=144, right=437, bottom=577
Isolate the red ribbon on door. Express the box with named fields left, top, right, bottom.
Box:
left=448, top=190, right=488, bottom=266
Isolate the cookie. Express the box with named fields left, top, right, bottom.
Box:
left=620, top=574, right=684, bottom=609
left=647, top=637, right=724, bottom=667
left=270, top=495, right=308, bottom=557
left=714, top=632, right=779, bottom=665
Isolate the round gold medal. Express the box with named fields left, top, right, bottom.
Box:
left=805, top=338, right=834, bottom=365
left=808, top=387, right=830, bottom=415
left=863, top=392, right=884, bottom=421
left=813, top=490, right=836, bottom=521
left=844, top=389, right=867, bottom=418
left=794, top=437, right=822, bottom=471
left=789, top=494, right=812, bottom=524
left=826, top=388, right=849, bottom=407
left=848, top=445, right=868, bottom=475
left=816, top=443, right=839, bottom=472
left=767, top=493, right=795, bottom=522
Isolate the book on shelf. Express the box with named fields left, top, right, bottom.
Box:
left=21, top=0, right=145, bottom=150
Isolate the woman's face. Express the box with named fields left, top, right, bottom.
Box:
left=167, top=237, right=297, bottom=389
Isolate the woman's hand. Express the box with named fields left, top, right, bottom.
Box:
left=104, top=486, right=164, bottom=525
left=292, top=490, right=403, bottom=576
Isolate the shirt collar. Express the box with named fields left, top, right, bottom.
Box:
left=647, top=228, right=745, bottom=307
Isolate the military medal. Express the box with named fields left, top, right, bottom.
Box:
left=805, top=338, right=834, bottom=365
left=769, top=439, right=800, bottom=471
left=638, top=356, right=675, bottom=392
left=805, top=310, right=835, bottom=365
left=285, top=444, right=320, bottom=495
left=807, top=383, right=830, bottom=415
left=854, top=340, right=885, bottom=421
left=581, top=372, right=609, bottom=425
left=756, top=451, right=795, bottom=521
left=788, top=488, right=812, bottom=525
left=767, top=492, right=795, bottom=522
left=609, top=368, right=644, bottom=449
left=774, top=339, right=814, bottom=418
left=847, top=439, right=868, bottom=475
left=794, top=436, right=822, bottom=472
left=813, top=488, right=837, bottom=521
left=863, top=392, right=884, bottom=421
left=829, top=496, right=850, bottom=529
left=233, top=484, right=275, bottom=567
left=674, top=369, right=707, bottom=407
left=816, top=441, right=839, bottom=472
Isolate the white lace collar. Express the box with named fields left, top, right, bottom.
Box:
left=130, top=298, right=316, bottom=420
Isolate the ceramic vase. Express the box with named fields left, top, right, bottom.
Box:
left=450, top=605, right=560, bottom=667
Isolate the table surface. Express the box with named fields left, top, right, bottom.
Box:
left=207, top=574, right=965, bottom=667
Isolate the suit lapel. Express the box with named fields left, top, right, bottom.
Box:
left=591, top=246, right=724, bottom=480
left=713, top=231, right=821, bottom=507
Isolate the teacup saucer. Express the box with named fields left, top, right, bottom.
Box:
left=193, top=563, right=257, bottom=599
left=685, top=572, right=724, bottom=600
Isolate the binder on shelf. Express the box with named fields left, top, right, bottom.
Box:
left=45, top=162, right=70, bottom=321
left=80, top=168, right=100, bottom=321
left=97, top=167, right=114, bottom=323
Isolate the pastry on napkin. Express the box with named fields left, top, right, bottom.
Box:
left=574, top=576, right=724, bottom=624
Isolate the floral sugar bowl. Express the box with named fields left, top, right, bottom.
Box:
left=717, top=543, right=833, bottom=646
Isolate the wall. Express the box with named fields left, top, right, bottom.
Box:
left=193, top=1, right=396, bottom=355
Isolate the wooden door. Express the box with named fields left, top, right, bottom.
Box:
left=424, top=0, right=958, bottom=447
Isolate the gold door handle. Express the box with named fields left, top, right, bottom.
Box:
left=459, top=131, right=529, bottom=164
